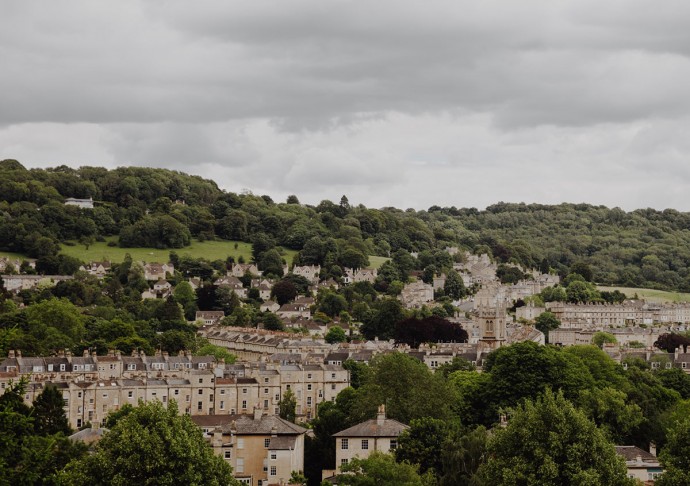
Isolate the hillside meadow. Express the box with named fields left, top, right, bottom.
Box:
left=597, top=285, right=690, bottom=303
left=1, top=237, right=390, bottom=269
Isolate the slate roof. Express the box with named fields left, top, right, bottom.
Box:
left=614, top=446, right=660, bottom=465
left=268, top=435, right=298, bottom=450
left=333, top=418, right=408, bottom=438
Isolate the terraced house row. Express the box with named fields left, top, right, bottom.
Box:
left=0, top=349, right=349, bottom=428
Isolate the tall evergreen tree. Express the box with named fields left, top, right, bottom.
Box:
left=33, top=384, right=71, bottom=436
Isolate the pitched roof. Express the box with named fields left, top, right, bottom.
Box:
left=614, top=446, right=659, bottom=463
left=333, top=417, right=408, bottom=438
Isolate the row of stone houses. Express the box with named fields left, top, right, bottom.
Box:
left=0, top=350, right=350, bottom=427
left=542, top=300, right=690, bottom=327
left=0, top=274, right=74, bottom=292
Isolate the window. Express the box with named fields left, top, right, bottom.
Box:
left=198, top=389, right=203, bottom=395
left=237, top=438, right=244, bottom=449
left=270, top=466, right=277, bottom=476
left=242, top=388, right=247, bottom=394
left=341, top=438, right=348, bottom=450
left=264, top=378, right=269, bottom=383
left=390, top=439, right=398, bottom=450
left=307, top=384, right=312, bottom=391
left=78, top=391, right=82, bottom=398
left=63, top=398, right=68, bottom=407
left=220, top=401, right=225, bottom=410
left=174, top=389, right=179, bottom=395
left=198, top=401, right=203, bottom=411
left=270, top=451, right=277, bottom=460
left=331, top=373, right=336, bottom=379
left=331, top=384, right=336, bottom=390
left=48, top=364, right=54, bottom=372
left=361, top=439, right=369, bottom=450
left=220, top=389, right=225, bottom=395
left=77, top=419, right=82, bottom=428
left=60, top=364, right=66, bottom=371
left=307, top=397, right=312, bottom=405
left=242, top=400, right=247, bottom=409
left=264, top=388, right=269, bottom=394
left=186, top=395, right=190, bottom=402
left=224, top=450, right=231, bottom=459
left=209, top=394, right=214, bottom=402
left=198, top=378, right=203, bottom=384
left=307, top=373, right=312, bottom=379
left=341, top=458, right=348, bottom=466
left=683, top=363, right=688, bottom=369
left=264, top=399, right=269, bottom=408
left=236, top=458, right=244, bottom=473
left=127, top=364, right=136, bottom=371
left=265, top=438, right=271, bottom=448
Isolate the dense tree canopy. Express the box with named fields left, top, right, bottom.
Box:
left=477, top=389, right=634, bottom=486
left=58, top=400, right=238, bottom=485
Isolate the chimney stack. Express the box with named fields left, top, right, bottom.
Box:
left=376, top=404, right=386, bottom=426
left=650, top=442, right=657, bottom=457
left=254, top=405, right=263, bottom=421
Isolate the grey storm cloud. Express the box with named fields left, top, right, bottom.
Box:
left=2, top=0, right=689, bottom=127
left=2, top=0, right=690, bottom=210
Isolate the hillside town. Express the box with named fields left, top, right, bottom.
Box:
left=2, top=247, right=689, bottom=484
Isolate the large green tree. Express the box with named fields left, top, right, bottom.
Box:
left=336, top=451, right=425, bottom=486
left=58, top=400, right=238, bottom=485
left=657, top=418, right=690, bottom=486
left=32, top=384, right=72, bottom=436
left=477, top=389, right=635, bottom=485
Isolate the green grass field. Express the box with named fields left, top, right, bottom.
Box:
left=598, top=286, right=690, bottom=303
left=368, top=256, right=390, bottom=269
left=56, top=237, right=297, bottom=265
left=1, top=236, right=389, bottom=269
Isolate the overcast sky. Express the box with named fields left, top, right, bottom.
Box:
left=2, top=1, right=690, bottom=211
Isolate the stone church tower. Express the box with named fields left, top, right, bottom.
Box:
left=476, top=284, right=506, bottom=350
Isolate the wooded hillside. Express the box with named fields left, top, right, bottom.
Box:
left=2, top=159, right=690, bottom=291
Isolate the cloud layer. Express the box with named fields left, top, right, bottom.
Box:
left=2, top=0, right=690, bottom=210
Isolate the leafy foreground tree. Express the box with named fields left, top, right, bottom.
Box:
left=0, top=379, right=85, bottom=486
left=58, top=400, right=239, bottom=486
left=477, top=389, right=635, bottom=486
left=334, top=451, right=428, bottom=486
left=33, top=384, right=72, bottom=436
left=657, top=418, right=690, bottom=486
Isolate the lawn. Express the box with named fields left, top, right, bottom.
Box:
left=57, top=237, right=298, bottom=265
left=2, top=236, right=387, bottom=269
left=598, top=286, right=690, bottom=303
left=368, top=255, right=390, bottom=269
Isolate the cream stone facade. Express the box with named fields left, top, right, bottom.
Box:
left=0, top=350, right=350, bottom=427
left=194, top=409, right=307, bottom=486
left=331, top=405, right=408, bottom=475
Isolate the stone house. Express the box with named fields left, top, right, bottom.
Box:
left=196, top=310, right=226, bottom=326
left=230, top=263, right=261, bottom=278
left=260, top=301, right=281, bottom=313
left=291, top=265, right=321, bottom=284
left=399, top=280, right=434, bottom=309
left=193, top=409, right=307, bottom=486
left=79, top=261, right=111, bottom=278
left=216, top=276, right=248, bottom=298
left=343, top=268, right=377, bottom=285
left=64, top=197, right=94, bottom=209
left=614, top=445, right=663, bottom=483
left=330, top=405, right=408, bottom=476
left=143, top=262, right=175, bottom=281
left=1, top=274, right=73, bottom=293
